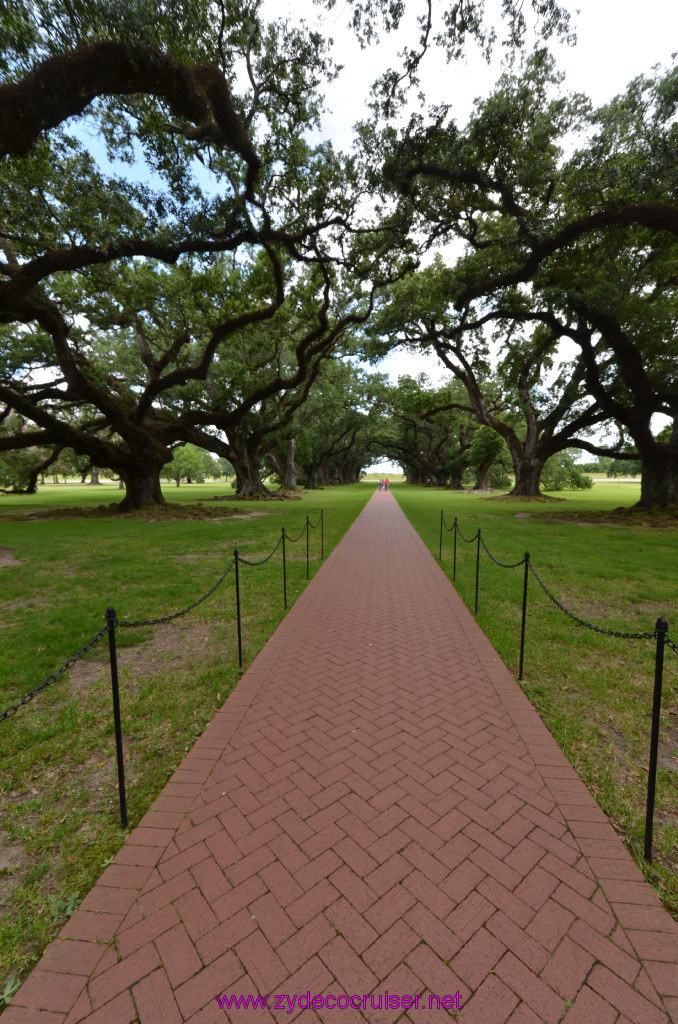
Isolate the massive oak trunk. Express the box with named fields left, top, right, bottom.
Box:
left=118, top=461, right=166, bottom=510
left=405, top=466, right=427, bottom=485
left=509, top=455, right=546, bottom=497
left=473, top=454, right=497, bottom=492
left=267, top=440, right=299, bottom=493
left=229, top=434, right=272, bottom=499
left=281, top=438, right=300, bottom=492
left=638, top=444, right=678, bottom=507
left=613, top=417, right=678, bottom=508
left=340, top=460, right=362, bottom=485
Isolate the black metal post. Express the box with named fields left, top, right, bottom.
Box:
left=321, top=509, right=324, bottom=561
left=453, top=517, right=457, bottom=581
left=439, top=510, right=443, bottom=562
left=475, top=529, right=481, bottom=614
left=282, top=528, right=287, bottom=609
left=234, top=549, right=243, bottom=669
left=644, top=616, right=668, bottom=862
left=105, top=607, right=128, bottom=829
left=518, top=553, right=530, bottom=681
left=306, top=516, right=310, bottom=580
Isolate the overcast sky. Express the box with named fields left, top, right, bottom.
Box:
left=314, top=0, right=678, bottom=142
left=283, top=0, right=676, bottom=470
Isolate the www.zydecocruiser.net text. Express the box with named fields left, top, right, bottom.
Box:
left=216, top=991, right=464, bottom=1013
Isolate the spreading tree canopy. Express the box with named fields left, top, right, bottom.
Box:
left=370, top=53, right=678, bottom=504
left=4, top=2, right=677, bottom=507
left=1, top=0, right=391, bottom=506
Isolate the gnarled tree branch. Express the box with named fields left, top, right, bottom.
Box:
left=0, top=40, right=260, bottom=199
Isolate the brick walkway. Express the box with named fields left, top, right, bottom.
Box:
left=6, top=492, right=678, bottom=1024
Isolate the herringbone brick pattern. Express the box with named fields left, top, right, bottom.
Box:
left=7, top=492, right=678, bottom=1023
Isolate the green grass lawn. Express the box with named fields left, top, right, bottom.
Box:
left=0, top=482, right=370, bottom=998
left=392, top=480, right=678, bottom=918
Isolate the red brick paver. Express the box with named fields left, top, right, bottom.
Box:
left=7, top=492, right=678, bottom=1022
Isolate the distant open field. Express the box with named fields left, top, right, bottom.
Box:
left=0, top=478, right=237, bottom=512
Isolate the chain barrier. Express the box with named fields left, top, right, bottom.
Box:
left=285, top=523, right=307, bottom=543
left=441, top=512, right=455, bottom=533
left=3, top=511, right=324, bottom=729
left=527, top=563, right=655, bottom=641
left=443, top=512, right=656, bottom=640
left=237, top=534, right=284, bottom=567
left=440, top=510, right=673, bottom=864
left=1, top=626, right=109, bottom=723
left=479, top=534, right=526, bottom=570
left=3, top=509, right=324, bottom=830
left=117, top=560, right=236, bottom=629
left=456, top=523, right=478, bottom=544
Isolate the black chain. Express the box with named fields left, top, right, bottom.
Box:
left=456, top=523, right=478, bottom=544
left=3, top=514, right=313, bottom=724
left=479, top=535, right=526, bottom=570
left=441, top=513, right=455, bottom=533
left=450, top=514, right=667, bottom=649
left=285, top=524, right=307, bottom=543
left=1, top=626, right=109, bottom=723
left=237, top=534, right=284, bottom=567
left=528, top=563, right=655, bottom=640
left=117, top=559, right=235, bottom=629
left=308, top=514, right=322, bottom=530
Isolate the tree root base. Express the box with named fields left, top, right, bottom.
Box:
left=485, top=492, right=566, bottom=503
left=2, top=503, right=251, bottom=521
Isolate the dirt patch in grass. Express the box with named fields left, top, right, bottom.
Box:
left=660, top=716, right=678, bottom=775
left=572, top=599, right=632, bottom=620
left=532, top=506, right=678, bottom=528
left=2, top=503, right=261, bottom=522
left=602, top=723, right=631, bottom=757
left=0, top=548, right=22, bottom=568
left=0, top=837, right=34, bottom=930
left=485, top=493, right=566, bottom=503
left=67, top=620, right=215, bottom=694
left=209, top=492, right=303, bottom=502
left=591, top=714, right=678, bottom=874
left=220, top=510, right=270, bottom=518
left=0, top=840, right=30, bottom=877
